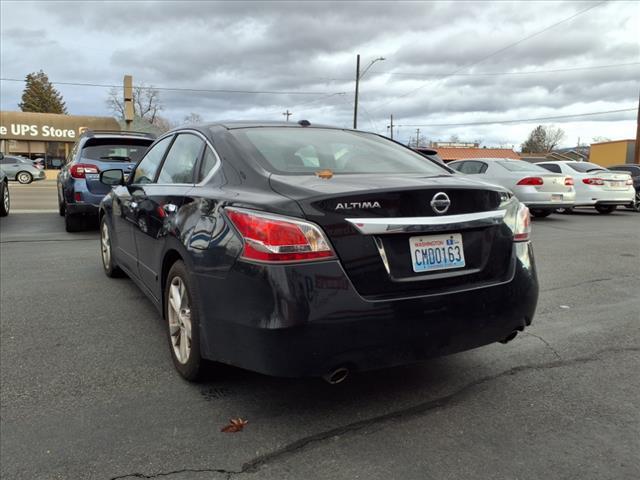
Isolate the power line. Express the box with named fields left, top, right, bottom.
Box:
left=376, top=62, right=640, bottom=78
left=396, top=108, right=636, bottom=127
left=373, top=0, right=611, bottom=111
left=0, top=77, right=339, bottom=96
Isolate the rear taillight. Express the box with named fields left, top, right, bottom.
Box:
left=517, top=177, right=544, bottom=186
left=582, top=178, right=604, bottom=185
left=564, top=177, right=574, bottom=186
left=70, top=163, right=99, bottom=179
left=510, top=203, right=531, bottom=242
left=225, top=207, right=336, bottom=263
left=626, top=178, right=633, bottom=185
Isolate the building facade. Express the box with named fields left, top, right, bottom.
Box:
left=433, top=147, right=520, bottom=162
left=0, top=111, right=121, bottom=168
left=589, top=139, right=637, bottom=167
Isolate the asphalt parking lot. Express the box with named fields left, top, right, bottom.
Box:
left=1, top=182, right=639, bottom=480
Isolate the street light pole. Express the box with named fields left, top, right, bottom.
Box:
left=353, top=54, right=385, bottom=130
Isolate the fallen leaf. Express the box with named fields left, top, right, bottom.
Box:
left=221, top=418, right=249, bottom=433
left=315, top=169, right=334, bottom=179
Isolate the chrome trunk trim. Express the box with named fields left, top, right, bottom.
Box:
left=346, top=209, right=506, bottom=235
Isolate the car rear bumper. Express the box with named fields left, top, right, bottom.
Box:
left=574, top=187, right=635, bottom=206
left=525, top=202, right=575, bottom=210
left=194, top=242, right=538, bottom=377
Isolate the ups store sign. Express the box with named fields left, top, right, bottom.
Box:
left=0, top=111, right=120, bottom=142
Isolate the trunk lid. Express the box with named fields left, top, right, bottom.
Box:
left=270, top=173, right=515, bottom=299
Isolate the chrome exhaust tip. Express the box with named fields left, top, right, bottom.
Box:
left=323, top=367, right=350, bottom=385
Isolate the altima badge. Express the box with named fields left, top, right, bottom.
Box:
left=430, top=192, right=451, bottom=214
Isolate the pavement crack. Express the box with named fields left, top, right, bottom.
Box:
left=108, top=346, right=640, bottom=480
left=236, top=346, right=639, bottom=475
left=110, top=467, right=241, bottom=480
left=521, top=331, right=563, bottom=360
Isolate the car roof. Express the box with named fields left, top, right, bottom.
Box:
left=183, top=120, right=346, bottom=131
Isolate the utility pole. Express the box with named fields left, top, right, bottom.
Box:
left=123, top=75, right=134, bottom=131
left=415, top=128, right=421, bottom=148
left=353, top=54, right=360, bottom=129
left=389, top=114, right=394, bottom=139
left=282, top=110, right=292, bottom=122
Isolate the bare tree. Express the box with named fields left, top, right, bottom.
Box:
left=448, top=134, right=460, bottom=143
left=183, top=112, right=203, bottom=125
left=106, top=83, right=163, bottom=123
left=521, top=125, right=566, bottom=153
left=152, top=116, right=176, bottom=133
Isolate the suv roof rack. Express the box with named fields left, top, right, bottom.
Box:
left=80, top=129, right=157, bottom=139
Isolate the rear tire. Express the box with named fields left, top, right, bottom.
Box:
left=58, top=198, right=66, bottom=216
left=595, top=205, right=616, bottom=214
left=100, top=216, right=124, bottom=278
left=530, top=209, right=552, bottom=218
left=165, top=260, right=202, bottom=381
left=64, top=212, right=84, bottom=232
left=17, top=171, right=33, bottom=184
left=0, top=181, right=9, bottom=217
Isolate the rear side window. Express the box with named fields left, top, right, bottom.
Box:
left=538, top=163, right=561, bottom=173
left=132, top=136, right=173, bottom=184
left=157, top=133, right=204, bottom=184
left=80, top=138, right=152, bottom=163
left=231, top=127, right=447, bottom=175
left=198, top=147, right=218, bottom=182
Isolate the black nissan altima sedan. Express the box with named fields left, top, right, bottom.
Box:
left=98, top=121, right=538, bottom=382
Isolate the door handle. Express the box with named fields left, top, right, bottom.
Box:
left=163, top=203, right=178, bottom=214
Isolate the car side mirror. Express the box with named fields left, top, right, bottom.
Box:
left=100, top=169, right=125, bottom=186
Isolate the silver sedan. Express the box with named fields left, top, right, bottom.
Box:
left=449, top=158, right=576, bottom=217
left=0, top=155, right=46, bottom=184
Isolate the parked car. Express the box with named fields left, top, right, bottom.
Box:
left=98, top=122, right=538, bottom=382
left=448, top=158, right=576, bottom=218
left=412, top=147, right=446, bottom=165
left=57, top=130, right=155, bottom=232
left=0, top=155, right=47, bottom=184
left=607, top=164, right=640, bottom=212
left=0, top=168, right=9, bottom=216
left=32, top=157, right=45, bottom=169
left=536, top=161, right=634, bottom=214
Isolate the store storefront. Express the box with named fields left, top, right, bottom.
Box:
left=0, top=111, right=121, bottom=169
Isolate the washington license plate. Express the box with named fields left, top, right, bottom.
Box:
left=410, top=233, right=465, bottom=273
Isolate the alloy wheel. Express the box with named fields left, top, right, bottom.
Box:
left=3, top=184, right=9, bottom=212
left=18, top=172, right=31, bottom=184
left=167, top=276, right=192, bottom=364
left=101, top=221, right=111, bottom=268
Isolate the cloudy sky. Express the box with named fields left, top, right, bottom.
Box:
left=1, top=0, right=638, bottom=148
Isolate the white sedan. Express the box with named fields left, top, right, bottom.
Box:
left=448, top=158, right=575, bottom=218
left=536, top=161, right=634, bottom=214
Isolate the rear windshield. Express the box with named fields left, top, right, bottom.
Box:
left=230, top=127, right=448, bottom=175
left=497, top=160, right=549, bottom=173
left=81, top=138, right=153, bottom=162
left=566, top=162, right=606, bottom=173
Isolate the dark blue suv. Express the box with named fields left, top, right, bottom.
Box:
left=57, top=130, right=155, bottom=231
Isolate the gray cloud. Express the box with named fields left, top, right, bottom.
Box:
left=1, top=0, right=638, bottom=147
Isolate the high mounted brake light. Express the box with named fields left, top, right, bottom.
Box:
left=225, top=208, right=336, bottom=263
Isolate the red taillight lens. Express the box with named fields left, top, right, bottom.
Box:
left=564, top=177, right=574, bottom=186
left=74, top=192, right=82, bottom=202
left=70, top=163, right=100, bottom=179
left=517, top=177, right=544, bottom=186
left=582, top=177, right=604, bottom=185
left=225, top=208, right=336, bottom=262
